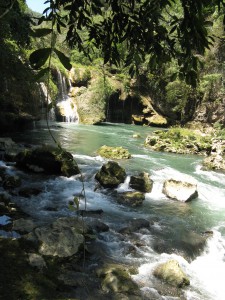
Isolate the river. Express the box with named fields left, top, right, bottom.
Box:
left=5, top=121, right=225, bottom=300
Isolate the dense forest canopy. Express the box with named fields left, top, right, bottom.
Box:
left=30, top=0, right=225, bottom=86
left=1, top=0, right=225, bottom=130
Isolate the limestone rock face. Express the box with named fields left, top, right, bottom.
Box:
left=129, top=172, right=153, bottom=193
left=162, top=176, right=198, bottom=202
left=153, top=259, right=190, bottom=287
left=145, top=114, right=168, bottom=127
left=95, top=161, right=126, bottom=188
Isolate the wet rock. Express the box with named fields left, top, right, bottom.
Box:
left=95, top=161, right=126, bottom=188
left=34, top=217, right=90, bottom=257
left=18, top=187, right=42, bottom=198
left=162, top=176, right=198, bottom=202
left=28, top=253, right=46, bottom=269
left=118, top=191, right=145, bottom=207
left=129, top=172, right=153, bottom=193
left=97, top=263, right=140, bottom=295
left=180, top=231, right=209, bottom=256
left=77, top=209, right=104, bottom=217
left=97, top=145, right=131, bottom=159
left=0, top=192, right=11, bottom=205
left=119, top=218, right=150, bottom=234
left=87, top=219, right=109, bottom=233
left=3, top=175, right=21, bottom=190
left=13, top=218, right=36, bottom=233
left=153, top=259, right=190, bottom=288
left=132, top=133, right=141, bottom=138
left=15, top=145, right=80, bottom=177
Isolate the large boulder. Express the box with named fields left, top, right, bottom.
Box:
left=153, top=259, right=190, bottom=288
left=129, top=172, right=153, bottom=193
left=96, top=263, right=140, bottom=295
left=118, top=191, right=145, bottom=207
left=162, top=176, right=198, bottom=202
left=15, top=145, right=79, bottom=177
left=97, top=145, right=131, bottom=159
left=34, top=217, right=90, bottom=257
left=95, top=161, right=126, bottom=188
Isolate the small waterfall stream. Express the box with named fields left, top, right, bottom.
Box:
left=39, top=82, right=55, bottom=121
left=56, top=69, right=79, bottom=123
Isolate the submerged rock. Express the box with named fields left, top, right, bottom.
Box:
left=95, top=161, right=126, bottom=188
left=97, top=145, right=131, bottom=159
left=153, top=259, right=190, bottom=288
left=162, top=176, right=198, bottom=202
left=119, top=218, right=151, bottom=234
left=118, top=191, right=145, bottom=207
left=129, top=172, right=153, bottom=193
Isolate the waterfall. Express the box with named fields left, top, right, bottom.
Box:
left=56, top=69, right=79, bottom=123
left=39, top=82, right=55, bottom=121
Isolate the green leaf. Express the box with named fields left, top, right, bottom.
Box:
left=54, top=49, right=72, bottom=70
left=68, top=204, right=76, bottom=211
left=29, top=48, right=51, bottom=69
left=31, top=28, right=52, bottom=37
left=73, top=196, right=80, bottom=210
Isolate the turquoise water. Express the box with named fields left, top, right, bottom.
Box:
left=9, top=122, right=225, bottom=300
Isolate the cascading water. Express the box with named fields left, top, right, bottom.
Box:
left=39, top=82, right=55, bottom=121
left=56, top=69, right=79, bottom=123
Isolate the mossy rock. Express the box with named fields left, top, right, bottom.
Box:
left=129, top=172, right=153, bottom=193
left=153, top=259, right=190, bottom=288
left=97, top=263, right=140, bottom=295
left=97, top=145, right=131, bottom=159
left=118, top=191, right=145, bottom=207
left=15, top=145, right=79, bottom=177
left=95, top=161, right=126, bottom=188
left=145, top=127, right=212, bottom=155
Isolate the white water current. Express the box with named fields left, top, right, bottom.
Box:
left=3, top=122, right=225, bottom=299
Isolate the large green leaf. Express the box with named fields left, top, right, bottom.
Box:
left=54, top=49, right=72, bottom=70
left=29, top=48, right=51, bottom=69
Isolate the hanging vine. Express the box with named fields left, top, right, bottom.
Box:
left=29, top=1, right=87, bottom=215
